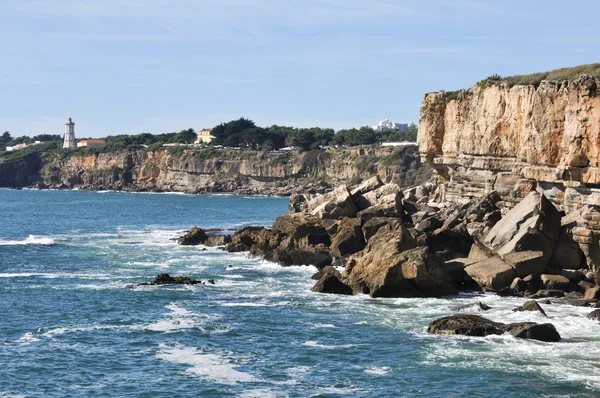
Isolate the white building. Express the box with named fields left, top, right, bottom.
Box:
left=372, top=118, right=409, bottom=132
left=195, top=129, right=215, bottom=145
left=63, top=117, right=77, bottom=149
left=77, top=139, right=106, bottom=149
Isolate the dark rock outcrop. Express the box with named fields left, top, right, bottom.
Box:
left=427, top=314, right=560, bottom=342
left=513, top=300, right=547, bottom=317
left=177, top=227, right=208, bottom=245
left=311, top=273, right=353, bottom=295
left=137, top=273, right=203, bottom=286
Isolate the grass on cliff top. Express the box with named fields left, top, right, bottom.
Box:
left=497, top=63, right=600, bottom=88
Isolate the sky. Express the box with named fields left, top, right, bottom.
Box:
left=0, top=0, right=599, bottom=138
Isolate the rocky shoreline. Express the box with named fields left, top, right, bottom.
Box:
left=177, top=175, right=600, bottom=342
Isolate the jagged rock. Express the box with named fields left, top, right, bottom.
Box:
left=330, top=217, right=365, bottom=257
left=464, top=256, right=516, bottom=292
left=350, top=176, right=383, bottom=199
left=504, top=322, right=560, bottom=342
left=444, top=258, right=476, bottom=286
left=177, top=227, right=208, bottom=245
left=311, top=273, right=353, bottom=295
left=548, top=210, right=584, bottom=270
left=357, top=193, right=404, bottom=222
left=426, top=224, right=474, bottom=260
left=513, top=300, right=547, bottom=317
left=227, top=226, right=278, bottom=254
left=205, top=234, right=232, bottom=247
left=451, top=302, right=491, bottom=312
left=307, top=185, right=358, bottom=220
left=427, top=314, right=560, bottom=341
left=510, top=277, right=537, bottom=295
left=288, top=193, right=311, bottom=213
left=415, top=217, right=443, bottom=233
left=483, top=192, right=561, bottom=265
left=587, top=309, right=600, bottom=321
left=540, top=274, right=570, bottom=291
left=272, top=243, right=332, bottom=268
left=344, top=244, right=456, bottom=298
left=356, top=183, right=403, bottom=210
left=272, top=213, right=330, bottom=245
left=579, top=280, right=595, bottom=291
left=361, top=217, right=400, bottom=241
left=584, top=287, right=600, bottom=300
left=463, top=191, right=502, bottom=224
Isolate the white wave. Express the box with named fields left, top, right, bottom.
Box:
left=312, top=323, right=336, bottom=329
left=219, top=302, right=274, bottom=307
left=41, top=324, right=127, bottom=338
left=15, top=332, right=40, bottom=345
left=156, top=344, right=258, bottom=384
left=302, top=341, right=356, bottom=350
left=239, top=389, right=280, bottom=398
left=363, top=366, right=391, bottom=376
left=0, top=235, right=55, bottom=246
left=0, top=272, right=117, bottom=280
left=145, top=303, right=224, bottom=333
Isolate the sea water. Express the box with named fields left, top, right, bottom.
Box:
left=1, top=188, right=599, bottom=397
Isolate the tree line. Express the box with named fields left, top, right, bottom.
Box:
left=1, top=118, right=417, bottom=154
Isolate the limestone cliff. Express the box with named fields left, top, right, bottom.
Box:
left=419, top=73, right=600, bottom=270
left=0, top=145, right=429, bottom=195
left=419, top=74, right=600, bottom=209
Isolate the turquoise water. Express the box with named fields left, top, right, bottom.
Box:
left=1, top=189, right=599, bottom=397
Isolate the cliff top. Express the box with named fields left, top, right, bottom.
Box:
left=491, top=63, right=600, bottom=88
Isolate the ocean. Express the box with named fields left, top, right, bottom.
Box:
left=1, top=188, right=599, bottom=397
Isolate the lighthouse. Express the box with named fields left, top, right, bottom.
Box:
left=63, top=117, right=76, bottom=149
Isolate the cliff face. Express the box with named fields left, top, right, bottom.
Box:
left=1, top=145, right=428, bottom=195
left=419, top=75, right=600, bottom=209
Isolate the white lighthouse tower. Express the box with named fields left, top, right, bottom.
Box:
left=63, top=117, right=76, bottom=149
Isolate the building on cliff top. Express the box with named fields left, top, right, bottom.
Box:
left=77, top=139, right=106, bottom=149
left=373, top=118, right=409, bottom=132
left=195, top=129, right=215, bottom=145
left=63, top=117, right=77, bottom=149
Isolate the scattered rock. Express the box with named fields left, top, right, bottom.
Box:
left=451, top=302, right=491, bottom=312
left=513, top=300, right=547, bottom=317
left=530, top=290, right=565, bottom=299
left=205, top=234, right=233, bottom=247
left=307, top=185, right=358, bottom=220
left=587, top=309, right=600, bottom=321
left=330, top=217, right=365, bottom=257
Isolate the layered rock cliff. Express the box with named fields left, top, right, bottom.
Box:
left=0, top=145, right=430, bottom=195
left=418, top=74, right=600, bottom=271
left=419, top=74, right=600, bottom=209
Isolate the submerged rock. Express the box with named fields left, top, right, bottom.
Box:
left=311, top=273, right=353, bottom=295
left=427, top=314, right=561, bottom=342
left=451, top=302, right=492, bottom=312
left=135, top=273, right=204, bottom=286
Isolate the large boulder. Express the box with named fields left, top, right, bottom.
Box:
left=311, top=273, right=353, bottom=295
left=330, top=217, right=365, bottom=257
left=356, top=183, right=404, bottom=210
left=343, top=244, right=457, bottom=298
left=504, top=323, right=560, bottom=342
left=272, top=241, right=332, bottom=268
left=427, top=314, right=561, bottom=342
left=306, top=185, right=358, bottom=220
left=272, top=213, right=330, bottom=246
left=288, top=193, right=311, bottom=213
left=548, top=210, right=584, bottom=270
left=464, top=256, right=516, bottom=292
left=427, top=314, right=505, bottom=337
left=503, top=251, right=548, bottom=278
left=513, top=300, right=547, bottom=317
left=350, top=176, right=383, bottom=199
left=361, top=217, right=401, bottom=241
left=177, top=227, right=208, bottom=245
left=483, top=192, right=561, bottom=265
left=540, top=274, right=570, bottom=291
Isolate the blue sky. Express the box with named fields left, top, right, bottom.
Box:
left=1, top=0, right=598, bottom=138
